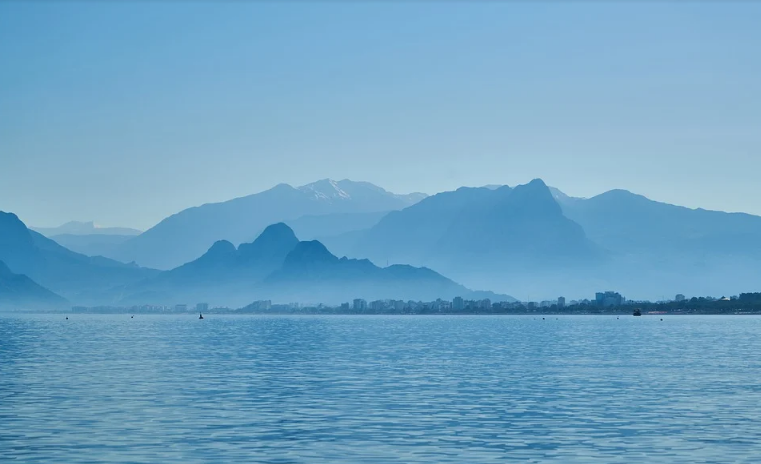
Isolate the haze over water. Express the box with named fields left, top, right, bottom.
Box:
left=2, top=314, right=760, bottom=463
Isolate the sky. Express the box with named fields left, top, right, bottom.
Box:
left=1, top=1, right=760, bottom=230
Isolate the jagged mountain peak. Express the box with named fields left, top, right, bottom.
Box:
left=283, top=240, right=339, bottom=267
left=238, top=222, right=300, bottom=262
left=504, top=178, right=561, bottom=215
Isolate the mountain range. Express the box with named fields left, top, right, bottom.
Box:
left=104, top=179, right=426, bottom=270
left=341, top=180, right=761, bottom=299
left=6, top=177, right=761, bottom=304
left=124, top=223, right=504, bottom=307
left=32, top=221, right=142, bottom=237
left=31, top=221, right=142, bottom=258
left=349, top=180, right=602, bottom=269
left=0, top=212, right=157, bottom=305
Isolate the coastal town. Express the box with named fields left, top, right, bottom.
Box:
left=70, top=291, right=761, bottom=316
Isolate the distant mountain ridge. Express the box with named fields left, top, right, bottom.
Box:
left=10, top=176, right=761, bottom=303
left=48, top=234, right=136, bottom=258
left=552, top=188, right=761, bottom=298
left=107, top=179, right=427, bottom=270
left=349, top=186, right=498, bottom=265
left=264, top=239, right=483, bottom=304
left=298, top=179, right=426, bottom=205
left=431, top=179, right=600, bottom=266
left=31, top=221, right=142, bottom=258
left=125, top=223, right=509, bottom=307
left=33, top=221, right=141, bottom=237
left=0, top=260, right=68, bottom=310
left=151, top=223, right=300, bottom=288
left=558, top=189, right=761, bottom=258
left=351, top=179, right=600, bottom=268
left=343, top=180, right=761, bottom=299
left=0, top=212, right=157, bottom=304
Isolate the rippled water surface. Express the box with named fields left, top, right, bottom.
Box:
left=2, top=314, right=761, bottom=463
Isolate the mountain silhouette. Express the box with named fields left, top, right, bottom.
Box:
left=0, top=211, right=157, bottom=303
left=431, top=179, right=600, bottom=266
left=351, top=186, right=498, bottom=265
left=148, top=222, right=300, bottom=288
left=347, top=180, right=761, bottom=299
left=47, top=234, right=136, bottom=258
left=558, top=189, right=761, bottom=257
left=351, top=180, right=599, bottom=269
left=552, top=188, right=761, bottom=297
left=123, top=223, right=506, bottom=306
left=108, top=180, right=426, bottom=270
left=264, top=240, right=492, bottom=304
left=0, top=260, right=68, bottom=310
left=15, top=176, right=761, bottom=303
left=33, top=221, right=141, bottom=257
left=345, top=180, right=605, bottom=299
left=32, top=221, right=141, bottom=237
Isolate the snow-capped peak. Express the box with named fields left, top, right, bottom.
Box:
left=298, top=179, right=352, bottom=201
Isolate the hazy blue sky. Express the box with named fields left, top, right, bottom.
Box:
left=1, top=2, right=759, bottom=229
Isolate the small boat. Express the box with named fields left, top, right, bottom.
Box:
left=199, top=313, right=204, bottom=320
left=633, top=309, right=642, bottom=317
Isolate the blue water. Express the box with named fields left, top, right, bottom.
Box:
left=1, top=315, right=760, bottom=463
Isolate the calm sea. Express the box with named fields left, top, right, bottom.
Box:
left=1, top=314, right=760, bottom=463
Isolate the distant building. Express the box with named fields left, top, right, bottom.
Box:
left=370, top=300, right=384, bottom=311
left=675, top=294, right=686, bottom=302
left=353, top=299, right=367, bottom=311
left=196, top=303, right=209, bottom=312
left=340, top=302, right=350, bottom=312
left=175, top=304, right=188, bottom=312
left=452, top=297, right=465, bottom=311
left=595, top=291, right=624, bottom=307
left=557, top=296, right=566, bottom=308
left=540, top=300, right=551, bottom=308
